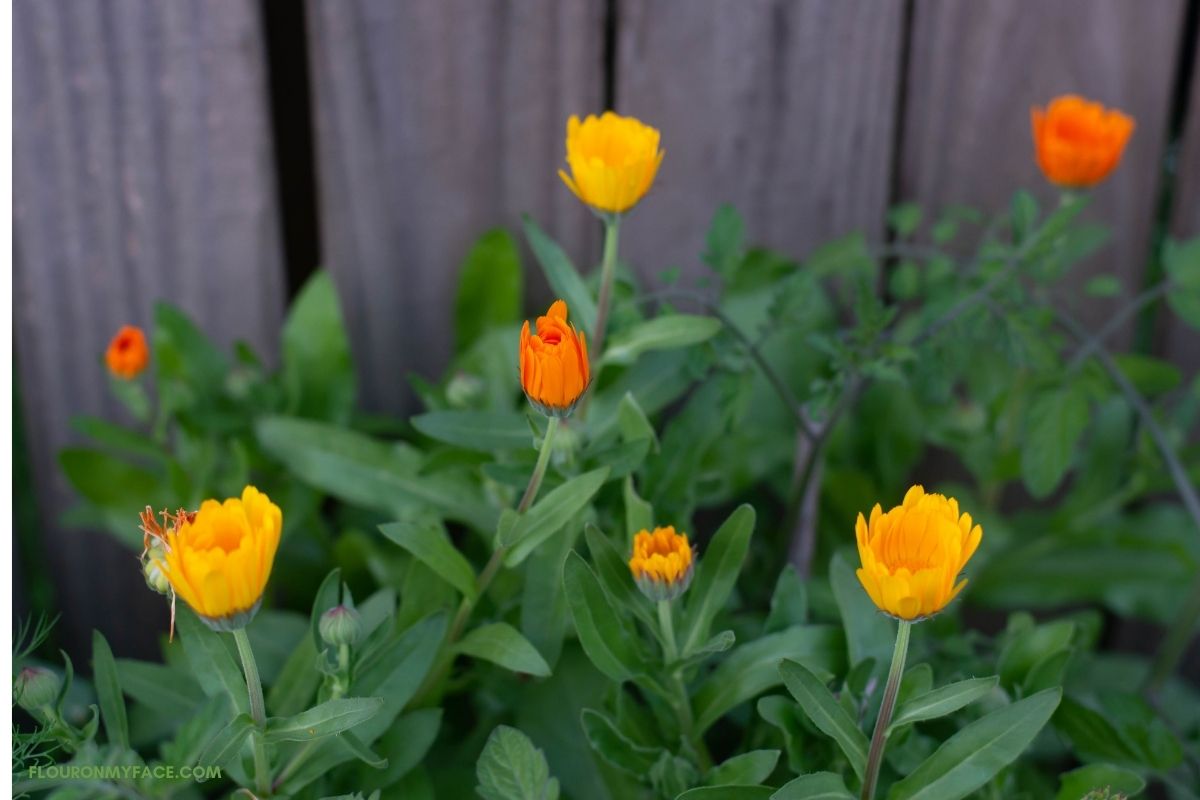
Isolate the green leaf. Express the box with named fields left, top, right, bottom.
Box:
left=998, top=619, right=1075, bottom=690
left=523, top=215, right=597, bottom=335
left=309, top=568, right=344, bottom=651
left=455, top=228, right=523, bottom=352
left=765, top=565, right=808, bottom=633
left=887, top=688, right=1062, bottom=800
left=1164, top=237, right=1200, bottom=329
left=704, top=204, right=746, bottom=279
left=355, top=613, right=447, bottom=714
left=682, top=504, right=755, bottom=655
left=457, top=623, right=552, bottom=677
left=584, top=523, right=656, bottom=630
left=379, top=517, right=478, bottom=601
left=363, top=709, right=443, bottom=789
left=1021, top=385, right=1089, bottom=499
left=503, top=468, right=609, bottom=567
left=580, top=708, right=664, bottom=775
left=779, top=659, right=869, bottom=781
left=624, top=476, right=654, bottom=542
left=1113, top=353, right=1183, bottom=396
left=174, top=609, right=248, bottom=714
left=154, top=302, right=228, bottom=385
left=707, top=750, right=780, bottom=786
left=694, top=625, right=844, bottom=733
left=411, top=410, right=532, bottom=452
left=888, top=203, right=923, bottom=237
left=678, top=789, right=774, bottom=800
left=256, top=415, right=494, bottom=531
left=772, top=772, right=856, bottom=799
left=617, top=392, right=659, bottom=450
left=282, top=270, right=355, bottom=422
left=562, top=551, right=642, bottom=682
left=476, top=724, right=561, bottom=800
left=602, top=315, right=723, bottom=366
left=196, top=713, right=255, bottom=768
left=1055, top=763, right=1145, bottom=800
left=90, top=632, right=128, bottom=748
left=265, top=697, right=384, bottom=743
left=113, top=659, right=203, bottom=715
left=804, top=233, right=875, bottom=279
left=59, top=449, right=161, bottom=515
left=830, top=553, right=893, bottom=676
left=72, top=417, right=166, bottom=463
left=889, top=676, right=999, bottom=732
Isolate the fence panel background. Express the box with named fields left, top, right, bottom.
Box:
left=12, top=0, right=1199, bottom=659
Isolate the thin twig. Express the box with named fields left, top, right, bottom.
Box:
left=1066, top=282, right=1171, bottom=371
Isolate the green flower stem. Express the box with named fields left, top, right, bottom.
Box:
left=862, top=620, right=911, bottom=800
left=412, top=418, right=559, bottom=707
left=273, top=644, right=352, bottom=792
left=591, top=217, right=621, bottom=360
left=657, top=600, right=679, bottom=664
left=233, top=628, right=271, bottom=797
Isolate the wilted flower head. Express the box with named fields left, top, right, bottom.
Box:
left=1031, top=95, right=1134, bottom=188
left=105, top=324, right=149, bottom=379
left=151, top=486, right=282, bottom=631
left=519, top=300, right=590, bottom=417
left=559, top=111, right=664, bottom=215
left=629, top=526, right=694, bottom=602
left=855, top=485, right=982, bottom=621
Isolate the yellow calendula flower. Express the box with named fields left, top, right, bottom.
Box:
left=153, top=486, right=282, bottom=631
left=629, top=526, right=694, bottom=602
left=559, top=112, right=664, bottom=214
left=855, top=485, right=982, bottom=621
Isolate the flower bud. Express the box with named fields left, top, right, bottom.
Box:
left=629, top=526, right=695, bottom=603
left=143, top=549, right=171, bottom=596
left=15, top=667, right=61, bottom=713
left=319, top=605, right=362, bottom=648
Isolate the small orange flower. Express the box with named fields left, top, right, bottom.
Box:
left=559, top=112, right=664, bottom=214
left=629, top=526, right=694, bottom=602
left=105, top=325, right=149, bottom=379
left=519, top=300, right=590, bottom=417
left=1031, top=95, right=1134, bottom=188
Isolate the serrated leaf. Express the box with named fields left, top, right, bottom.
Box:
left=476, top=725, right=560, bottom=800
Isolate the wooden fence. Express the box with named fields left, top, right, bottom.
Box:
left=14, top=0, right=1199, bottom=659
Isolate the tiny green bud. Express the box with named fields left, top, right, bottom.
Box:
left=143, top=553, right=171, bottom=596
left=319, top=605, right=362, bottom=648
left=15, top=666, right=61, bottom=712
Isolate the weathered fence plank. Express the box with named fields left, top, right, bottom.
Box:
left=1167, top=42, right=1200, bottom=376
left=13, top=0, right=285, bottom=659
left=306, top=0, right=606, bottom=413
left=615, top=0, right=906, bottom=281
left=900, top=0, right=1187, bottom=335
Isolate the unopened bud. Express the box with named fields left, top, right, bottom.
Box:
left=143, top=553, right=171, bottom=596
left=319, top=605, right=362, bottom=648
left=15, top=667, right=61, bottom=712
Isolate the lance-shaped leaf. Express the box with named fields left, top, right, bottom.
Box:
left=503, top=468, right=609, bottom=567
left=581, top=709, right=665, bottom=775
left=681, top=505, right=755, bottom=655
left=379, top=517, right=477, bottom=601
left=779, top=659, right=869, bottom=781
left=602, top=315, right=723, bottom=366
left=265, top=697, right=385, bottom=743
left=457, top=623, right=552, bottom=677
left=411, top=410, right=532, bottom=452
left=196, top=714, right=255, bottom=768
left=562, top=552, right=642, bottom=682
left=772, top=771, right=855, bottom=799
left=523, top=215, right=596, bottom=334
left=889, top=676, right=999, bottom=733
left=887, top=688, right=1062, bottom=800
left=91, top=631, right=128, bottom=749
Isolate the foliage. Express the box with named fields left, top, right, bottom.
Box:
left=29, top=189, right=1200, bottom=800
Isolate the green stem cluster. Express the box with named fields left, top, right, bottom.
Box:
left=861, top=620, right=911, bottom=800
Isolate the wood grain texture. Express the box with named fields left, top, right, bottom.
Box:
left=306, top=0, right=605, bottom=412
left=615, top=0, right=905, bottom=281
left=13, top=0, right=285, bottom=659
left=901, top=0, right=1186, bottom=335
left=1166, top=38, right=1200, bottom=377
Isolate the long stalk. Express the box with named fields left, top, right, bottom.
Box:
left=233, top=628, right=271, bottom=797
left=591, top=218, right=621, bottom=359
left=861, top=620, right=911, bottom=800
left=412, top=418, right=559, bottom=706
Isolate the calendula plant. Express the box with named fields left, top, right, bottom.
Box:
left=30, top=96, right=1200, bottom=800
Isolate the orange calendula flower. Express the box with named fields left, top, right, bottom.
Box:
left=1031, top=95, right=1134, bottom=188
left=519, top=299, right=590, bottom=417
left=105, top=325, right=149, bottom=379
left=559, top=111, right=664, bottom=214
left=855, top=485, right=982, bottom=621
left=152, top=486, right=282, bottom=631
left=629, top=526, right=694, bottom=602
